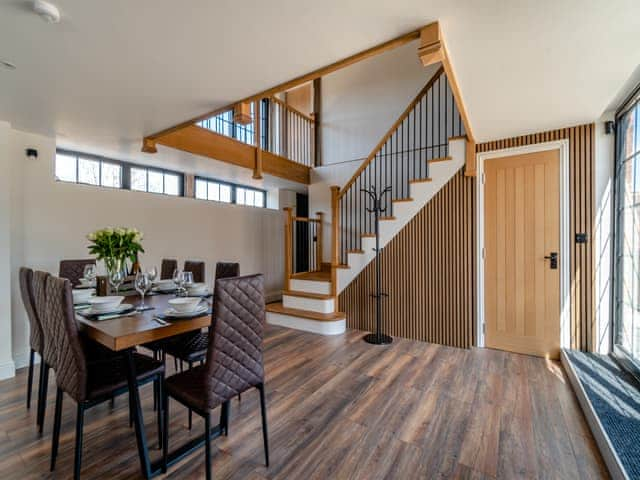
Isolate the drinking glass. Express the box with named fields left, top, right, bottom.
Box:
left=83, top=264, right=97, bottom=284
left=181, top=271, right=194, bottom=293
left=109, top=268, right=125, bottom=295
left=135, top=272, right=151, bottom=310
left=173, top=268, right=183, bottom=295
left=146, top=266, right=158, bottom=283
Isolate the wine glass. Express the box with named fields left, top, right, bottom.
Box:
left=83, top=264, right=97, bottom=285
left=135, top=272, right=151, bottom=311
left=146, top=266, right=158, bottom=283
left=109, top=268, right=125, bottom=296
left=181, top=271, right=194, bottom=294
left=173, top=268, right=183, bottom=295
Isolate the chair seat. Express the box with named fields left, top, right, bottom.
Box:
left=165, top=364, right=211, bottom=411
left=164, top=331, right=209, bottom=363
left=87, top=353, right=164, bottom=400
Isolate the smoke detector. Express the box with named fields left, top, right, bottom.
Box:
left=33, top=0, right=61, bottom=23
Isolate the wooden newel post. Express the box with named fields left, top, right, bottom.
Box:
left=284, top=207, right=293, bottom=290
left=315, top=211, right=324, bottom=270
left=253, top=99, right=263, bottom=180
left=330, top=186, right=340, bottom=298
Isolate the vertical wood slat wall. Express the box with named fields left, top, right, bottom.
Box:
left=477, top=124, right=595, bottom=351
left=339, top=123, right=594, bottom=351
left=339, top=170, right=476, bottom=349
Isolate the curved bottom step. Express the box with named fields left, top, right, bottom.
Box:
left=266, top=302, right=346, bottom=335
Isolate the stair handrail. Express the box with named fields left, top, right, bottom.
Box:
left=337, top=66, right=444, bottom=200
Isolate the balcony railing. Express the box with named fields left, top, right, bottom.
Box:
left=196, top=98, right=314, bottom=168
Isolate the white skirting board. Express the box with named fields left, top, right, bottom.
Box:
left=266, top=312, right=345, bottom=336
left=0, top=359, right=16, bottom=381
left=560, top=349, right=627, bottom=480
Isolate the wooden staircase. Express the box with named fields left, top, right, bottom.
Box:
left=266, top=270, right=347, bottom=335
left=266, top=67, right=467, bottom=335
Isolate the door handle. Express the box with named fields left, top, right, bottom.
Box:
left=544, top=252, right=558, bottom=269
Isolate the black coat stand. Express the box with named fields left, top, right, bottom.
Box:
left=361, top=186, right=393, bottom=345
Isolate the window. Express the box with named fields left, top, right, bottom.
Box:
left=196, top=104, right=256, bottom=145
left=615, top=94, right=640, bottom=364
left=195, top=177, right=265, bottom=207
left=55, top=153, right=122, bottom=188
left=194, top=178, right=232, bottom=203
left=236, top=187, right=265, bottom=208
left=55, top=150, right=182, bottom=196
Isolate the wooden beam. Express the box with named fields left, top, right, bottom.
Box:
left=464, top=139, right=477, bottom=177
left=141, top=138, right=157, bottom=153
left=156, top=124, right=310, bottom=184
left=253, top=100, right=263, bottom=179
left=234, top=102, right=253, bottom=125
left=144, top=29, right=421, bottom=143
left=417, top=22, right=444, bottom=66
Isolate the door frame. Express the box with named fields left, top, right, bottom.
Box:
left=476, top=140, right=571, bottom=350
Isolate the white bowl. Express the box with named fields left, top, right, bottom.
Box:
left=187, top=283, right=208, bottom=294
left=88, top=296, right=125, bottom=313
left=154, top=279, right=175, bottom=291
left=168, top=297, right=202, bottom=313
left=72, top=289, right=95, bottom=304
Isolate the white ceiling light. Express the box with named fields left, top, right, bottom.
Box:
left=33, top=0, right=61, bottom=24
left=0, top=59, right=16, bottom=70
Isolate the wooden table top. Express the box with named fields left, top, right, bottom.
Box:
left=77, top=293, right=211, bottom=351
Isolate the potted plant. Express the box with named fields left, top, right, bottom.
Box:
left=87, top=227, right=145, bottom=284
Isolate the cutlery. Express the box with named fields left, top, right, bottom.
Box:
left=153, top=317, right=170, bottom=326
left=96, top=312, right=136, bottom=321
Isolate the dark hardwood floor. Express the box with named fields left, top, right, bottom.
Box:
left=0, top=326, right=607, bottom=479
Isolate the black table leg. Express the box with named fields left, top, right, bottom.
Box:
left=124, top=349, right=152, bottom=479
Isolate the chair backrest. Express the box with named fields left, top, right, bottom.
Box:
left=44, top=275, right=88, bottom=402
left=19, top=267, right=43, bottom=354
left=204, top=274, right=265, bottom=408
left=160, top=259, right=177, bottom=280
left=184, top=261, right=205, bottom=283
left=32, top=271, right=55, bottom=366
left=59, top=259, right=95, bottom=287
left=215, top=262, right=240, bottom=281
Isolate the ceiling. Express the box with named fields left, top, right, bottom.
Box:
left=0, top=0, right=639, bottom=166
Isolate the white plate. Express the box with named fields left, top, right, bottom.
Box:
left=153, top=284, right=176, bottom=292
left=85, top=304, right=133, bottom=316
left=163, top=305, right=208, bottom=318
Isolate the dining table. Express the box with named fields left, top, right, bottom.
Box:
left=77, top=292, right=219, bottom=479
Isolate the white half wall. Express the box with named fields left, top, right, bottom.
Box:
left=8, top=128, right=285, bottom=371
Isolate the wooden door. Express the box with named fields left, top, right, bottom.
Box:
left=484, top=149, right=560, bottom=359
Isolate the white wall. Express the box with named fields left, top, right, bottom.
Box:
left=8, top=128, right=285, bottom=372
left=593, top=113, right=615, bottom=354
left=320, top=41, right=439, bottom=165
left=0, top=122, right=14, bottom=379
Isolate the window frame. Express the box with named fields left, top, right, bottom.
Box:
left=194, top=175, right=266, bottom=208
left=55, top=149, right=184, bottom=197
left=613, top=84, right=640, bottom=377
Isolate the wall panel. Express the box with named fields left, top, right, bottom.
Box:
left=339, top=124, right=594, bottom=351
left=339, top=170, right=476, bottom=348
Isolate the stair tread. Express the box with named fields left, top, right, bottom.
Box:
left=409, top=177, right=433, bottom=184
left=290, top=271, right=331, bottom=282
left=392, top=197, right=414, bottom=203
left=429, top=155, right=453, bottom=163
left=266, top=302, right=346, bottom=321
left=379, top=216, right=396, bottom=221
left=347, top=249, right=364, bottom=254
left=282, top=290, right=334, bottom=300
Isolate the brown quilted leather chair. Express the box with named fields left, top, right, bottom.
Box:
left=160, top=259, right=178, bottom=280
left=162, top=274, right=268, bottom=479
left=184, top=260, right=205, bottom=283
left=19, top=268, right=44, bottom=413
left=164, top=262, right=240, bottom=429
left=58, top=259, right=96, bottom=287
left=41, top=275, right=165, bottom=479
left=32, top=270, right=53, bottom=434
